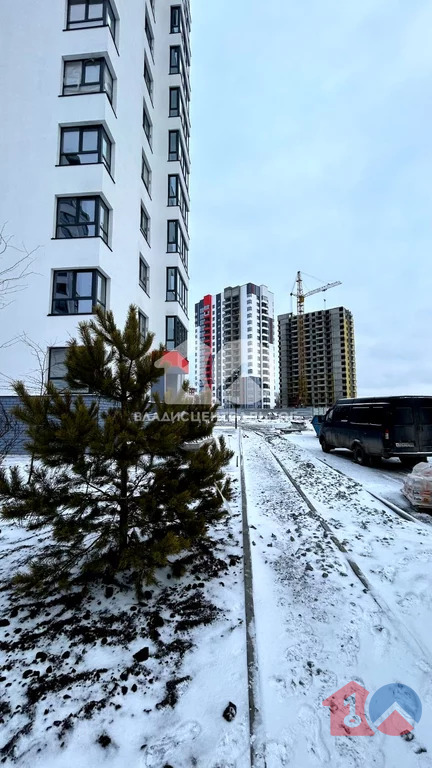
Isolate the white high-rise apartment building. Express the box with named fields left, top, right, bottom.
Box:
left=0, top=0, right=191, bottom=393
left=195, top=284, right=276, bottom=409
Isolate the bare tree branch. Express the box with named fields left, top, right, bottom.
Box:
left=0, top=401, right=19, bottom=464
left=18, top=334, right=49, bottom=395
left=0, top=223, right=40, bottom=312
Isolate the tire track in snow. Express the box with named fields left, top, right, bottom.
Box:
left=258, top=432, right=432, bottom=676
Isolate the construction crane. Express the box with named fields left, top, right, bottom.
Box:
left=290, top=271, right=342, bottom=406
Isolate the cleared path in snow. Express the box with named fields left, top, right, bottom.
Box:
left=241, top=429, right=432, bottom=768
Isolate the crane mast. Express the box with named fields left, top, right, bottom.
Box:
left=290, top=271, right=342, bottom=406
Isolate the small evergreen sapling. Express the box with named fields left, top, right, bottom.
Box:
left=0, top=306, right=233, bottom=593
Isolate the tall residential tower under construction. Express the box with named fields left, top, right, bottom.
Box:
left=278, top=307, right=357, bottom=408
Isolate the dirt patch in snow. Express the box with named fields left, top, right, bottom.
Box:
left=0, top=535, right=231, bottom=763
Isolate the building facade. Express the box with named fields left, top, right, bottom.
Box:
left=0, top=0, right=191, bottom=393
left=278, top=306, right=357, bottom=408
left=195, top=284, right=275, bottom=409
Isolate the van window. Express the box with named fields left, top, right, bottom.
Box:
left=333, top=405, right=350, bottom=423
left=370, top=406, right=386, bottom=427
left=351, top=406, right=371, bottom=424
left=325, top=409, right=334, bottom=423
left=419, top=408, right=432, bottom=425
left=394, top=407, right=414, bottom=425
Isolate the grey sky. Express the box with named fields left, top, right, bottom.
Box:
left=189, top=0, right=432, bottom=397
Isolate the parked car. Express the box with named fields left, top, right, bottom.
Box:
left=319, top=396, right=432, bottom=466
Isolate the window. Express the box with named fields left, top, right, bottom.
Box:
left=168, top=130, right=179, bottom=160
left=168, top=130, right=189, bottom=187
left=143, top=103, right=152, bottom=147
left=420, top=408, right=432, bottom=426
left=63, top=58, right=114, bottom=102
left=170, top=45, right=181, bottom=74
left=170, top=5, right=181, bottom=33
left=60, top=125, right=112, bottom=171
left=56, top=196, right=109, bottom=243
left=168, top=88, right=189, bottom=143
left=169, top=45, right=190, bottom=105
left=168, top=174, right=178, bottom=206
left=351, top=407, right=372, bottom=425
left=167, top=220, right=188, bottom=270
left=48, top=347, right=68, bottom=389
left=169, top=91, right=190, bottom=144
left=325, top=409, right=334, bottom=423
left=369, top=407, right=386, bottom=427
left=139, top=256, right=150, bottom=294
left=333, top=405, right=350, bottom=423
left=168, top=175, right=188, bottom=226
left=169, top=87, right=180, bottom=117
left=139, top=310, right=148, bottom=340
left=166, top=267, right=187, bottom=312
left=166, top=316, right=187, bottom=351
left=141, top=153, right=151, bottom=193
left=48, top=347, right=88, bottom=392
left=52, top=269, right=107, bottom=314
left=394, top=407, right=414, bottom=426
left=66, top=0, right=116, bottom=39
left=145, top=14, right=154, bottom=55
left=144, top=59, right=153, bottom=100
left=140, top=205, right=150, bottom=243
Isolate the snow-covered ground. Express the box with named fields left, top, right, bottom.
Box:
left=287, top=430, right=421, bottom=512
left=242, top=429, right=432, bottom=767
left=0, top=435, right=250, bottom=768
left=2, top=425, right=432, bottom=767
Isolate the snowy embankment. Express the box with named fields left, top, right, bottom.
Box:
left=242, top=430, right=432, bottom=768
left=0, top=429, right=249, bottom=768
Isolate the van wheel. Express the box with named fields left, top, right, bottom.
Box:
left=353, top=445, right=367, bottom=465
left=320, top=437, right=331, bottom=453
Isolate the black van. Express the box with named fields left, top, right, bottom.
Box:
left=319, top=396, right=432, bottom=466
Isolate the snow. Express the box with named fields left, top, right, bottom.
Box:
left=242, top=428, right=432, bottom=766
left=286, top=431, right=424, bottom=512
left=2, top=426, right=432, bottom=766
left=0, top=440, right=249, bottom=767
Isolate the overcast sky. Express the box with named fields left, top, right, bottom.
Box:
left=188, top=0, right=432, bottom=397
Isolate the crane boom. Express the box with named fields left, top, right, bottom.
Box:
left=303, top=280, right=342, bottom=299
left=290, top=271, right=342, bottom=406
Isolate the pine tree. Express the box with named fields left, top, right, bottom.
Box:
left=0, top=306, right=233, bottom=594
